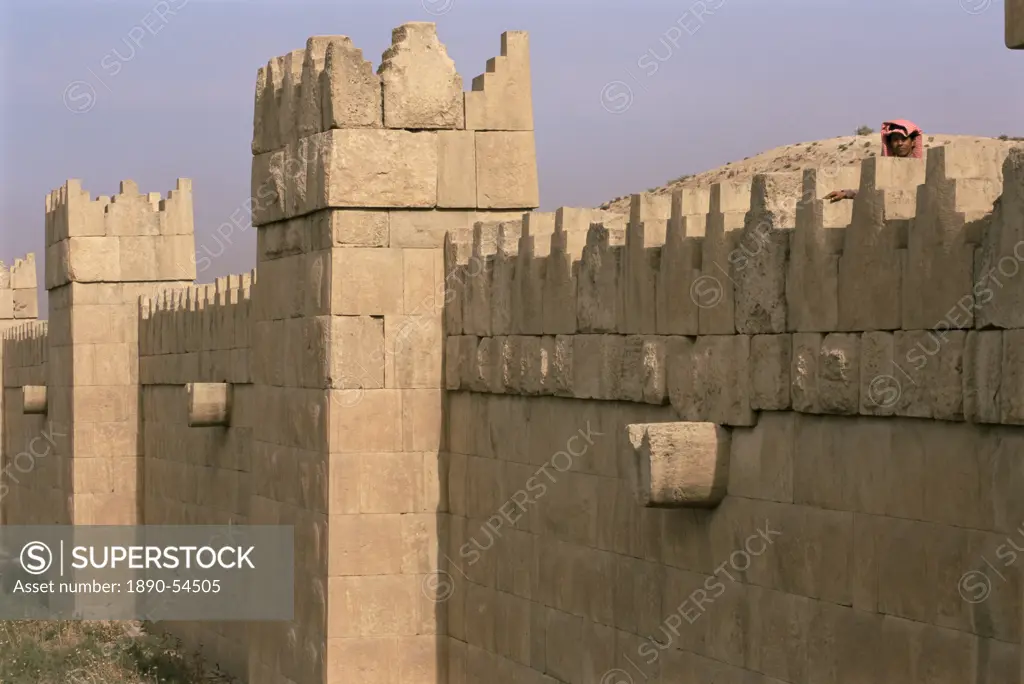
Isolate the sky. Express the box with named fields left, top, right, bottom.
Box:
left=0, top=0, right=1020, bottom=313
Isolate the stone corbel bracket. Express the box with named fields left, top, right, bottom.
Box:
left=187, top=382, right=232, bottom=427
left=626, top=421, right=731, bottom=508
left=22, top=386, right=47, bottom=415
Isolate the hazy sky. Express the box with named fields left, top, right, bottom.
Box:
left=1, top=0, right=1020, bottom=309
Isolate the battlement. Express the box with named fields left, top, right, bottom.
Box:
left=1, top=321, right=48, bottom=375
left=0, top=253, right=39, bottom=321
left=44, top=178, right=195, bottom=288
left=139, top=271, right=254, bottom=385
left=250, top=24, right=538, bottom=226
left=443, top=144, right=1022, bottom=425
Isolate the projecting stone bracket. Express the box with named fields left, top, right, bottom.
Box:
left=22, top=386, right=47, bottom=414
left=625, top=421, right=731, bottom=508
left=186, top=382, right=232, bottom=427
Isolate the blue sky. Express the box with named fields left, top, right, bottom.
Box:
left=1, top=0, right=1020, bottom=302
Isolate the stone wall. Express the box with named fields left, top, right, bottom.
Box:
left=441, top=143, right=1024, bottom=682
left=0, top=18, right=1022, bottom=684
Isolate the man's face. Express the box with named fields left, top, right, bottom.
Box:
left=888, top=132, right=914, bottom=157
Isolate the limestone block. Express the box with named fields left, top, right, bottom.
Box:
left=734, top=172, right=801, bottom=334
left=656, top=208, right=701, bottom=335
left=838, top=156, right=924, bottom=331
left=577, top=224, right=623, bottom=333
left=444, top=336, right=461, bottom=390
left=12, top=290, right=37, bottom=319
left=22, top=385, right=46, bottom=414
left=331, top=248, right=404, bottom=315
left=1009, top=0, right=1024, bottom=48
left=331, top=316, right=385, bottom=390
left=443, top=228, right=472, bottom=335
left=475, top=132, right=539, bottom=209
left=318, top=129, right=439, bottom=209
left=750, top=334, right=791, bottom=410
left=319, top=210, right=389, bottom=247
left=975, top=148, right=1024, bottom=328
left=60, top=237, right=121, bottom=283
left=620, top=335, right=667, bottom=405
left=893, top=330, right=966, bottom=421
left=625, top=421, right=730, bottom=508
left=465, top=31, right=533, bottom=131
left=818, top=333, right=860, bottom=414
left=551, top=335, right=573, bottom=397
left=0, top=289, right=12, bottom=319
left=858, top=331, right=897, bottom=416
left=457, top=335, right=479, bottom=390
left=699, top=180, right=750, bottom=334
left=469, top=336, right=494, bottom=392
left=513, top=216, right=548, bottom=335
left=1001, top=329, right=1024, bottom=424
left=902, top=146, right=1002, bottom=329
left=186, top=382, right=232, bottom=427
left=623, top=205, right=663, bottom=334
left=379, top=22, right=464, bottom=129
left=542, top=208, right=591, bottom=334
left=668, top=334, right=755, bottom=426
left=504, top=335, right=526, bottom=393
left=963, top=330, right=1002, bottom=423
left=436, top=131, right=477, bottom=208
left=403, top=249, right=437, bottom=316
left=463, top=222, right=497, bottom=336
left=10, top=254, right=36, bottom=290
left=384, top=315, right=442, bottom=389
left=489, top=221, right=522, bottom=335
left=320, top=38, right=382, bottom=130
left=572, top=335, right=624, bottom=400
left=791, top=332, right=822, bottom=413
left=787, top=167, right=856, bottom=332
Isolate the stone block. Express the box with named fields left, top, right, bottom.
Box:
left=818, top=333, right=860, bottom=414
left=750, top=333, right=791, bottom=410
left=625, top=421, right=730, bottom=508
left=12, top=290, right=38, bottom=319
left=379, top=22, right=464, bottom=129
left=619, top=335, right=666, bottom=404
left=964, top=330, right=1002, bottom=423
left=320, top=38, right=383, bottom=130
left=319, top=210, right=389, bottom=247
left=331, top=316, right=385, bottom=391
left=475, top=132, right=539, bottom=209
left=1001, top=329, right=1024, bottom=424
left=859, top=331, right=899, bottom=417
left=571, top=335, right=624, bottom=400
left=437, top=131, right=477, bottom=208
left=384, top=315, right=443, bottom=389
left=318, top=129, right=439, bottom=209
left=465, top=31, right=534, bottom=131
left=331, top=248, right=404, bottom=315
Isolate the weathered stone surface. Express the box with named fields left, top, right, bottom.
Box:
left=625, top=421, right=730, bottom=508
left=475, top=132, right=539, bottom=209
left=378, top=22, right=464, bottom=129
left=465, top=31, right=534, bottom=131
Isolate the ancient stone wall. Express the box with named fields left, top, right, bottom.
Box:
left=441, top=144, right=1024, bottom=682
left=0, top=19, right=1022, bottom=684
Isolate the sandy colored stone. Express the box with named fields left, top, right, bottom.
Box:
left=750, top=333, right=791, bottom=410
left=378, top=22, right=464, bottom=129
left=475, top=131, right=539, bottom=209
left=626, top=421, right=730, bottom=507
left=465, top=31, right=533, bottom=131
left=437, top=131, right=477, bottom=208
left=318, top=129, right=439, bottom=209
left=321, top=38, right=382, bottom=130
